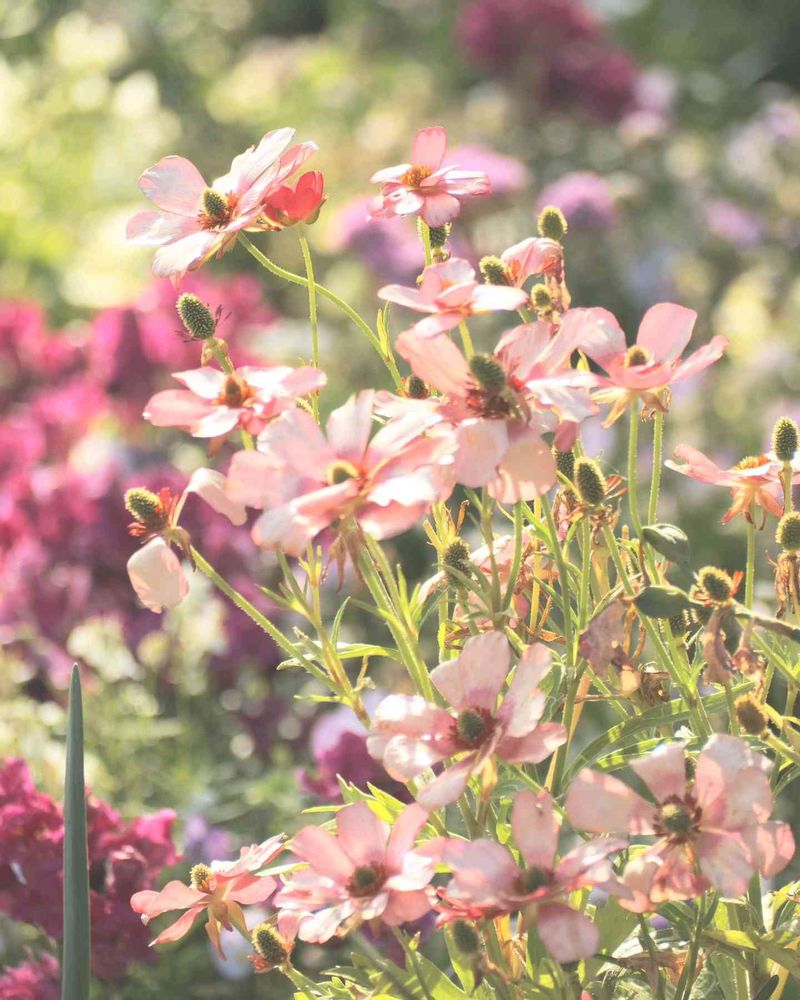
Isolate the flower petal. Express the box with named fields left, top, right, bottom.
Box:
left=138, top=156, right=207, bottom=214
left=127, top=538, right=188, bottom=613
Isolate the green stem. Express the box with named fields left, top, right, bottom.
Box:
left=628, top=406, right=643, bottom=538
left=745, top=506, right=756, bottom=609
left=542, top=495, right=574, bottom=669
left=239, top=233, right=404, bottom=390
left=648, top=410, right=664, bottom=525
left=783, top=460, right=793, bottom=515
left=419, top=220, right=433, bottom=266
left=297, top=227, right=320, bottom=421
left=458, top=320, right=474, bottom=358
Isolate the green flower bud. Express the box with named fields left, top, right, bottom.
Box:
left=201, top=187, right=228, bottom=221
left=124, top=488, right=162, bottom=525
left=575, top=459, right=607, bottom=507
left=452, top=920, right=481, bottom=955
left=427, top=223, right=451, bottom=248
left=177, top=293, right=217, bottom=341
left=777, top=512, right=800, bottom=553
left=531, top=283, right=552, bottom=310
left=469, top=353, right=506, bottom=392
left=554, top=447, right=575, bottom=481
left=537, top=206, right=568, bottom=241
left=696, top=566, right=734, bottom=602
left=773, top=417, right=799, bottom=462
left=478, top=255, right=511, bottom=286
left=252, top=922, right=288, bottom=966
left=443, top=539, right=471, bottom=580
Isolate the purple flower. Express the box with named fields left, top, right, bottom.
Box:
left=536, top=172, right=616, bottom=230
left=705, top=199, right=763, bottom=250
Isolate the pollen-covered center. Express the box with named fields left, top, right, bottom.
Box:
left=326, top=459, right=361, bottom=486
left=454, top=707, right=493, bottom=748
left=216, top=374, right=255, bottom=409
left=400, top=165, right=433, bottom=188
left=518, top=865, right=554, bottom=894
left=199, top=187, right=237, bottom=228
left=465, top=354, right=514, bottom=419
left=190, top=863, right=215, bottom=892
left=653, top=795, right=701, bottom=843
left=624, top=345, right=652, bottom=367
left=347, top=863, right=387, bottom=897
left=125, top=486, right=175, bottom=538
left=733, top=454, right=770, bottom=471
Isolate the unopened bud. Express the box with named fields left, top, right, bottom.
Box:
left=575, top=459, right=606, bottom=507
left=443, top=539, right=471, bottom=579
left=554, top=448, right=575, bottom=481
left=177, top=293, right=217, bottom=341
left=252, top=922, right=289, bottom=966
left=773, top=417, right=799, bottom=462
left=428, top=223, right=451, bottom=248
left=469, top=353, right=506, bottom=392
left=735, top=695, right=769, bottom=737
left=125, top=488, right=162, bottom=525
left=479, top=255, right=511, bottom=286
left=452, top=920, right=481, bottom=955
left=696, top=566, right=734, bottom=603
left=777, top=512, right=800, bottom=553
left=537, top=206, right=568, bottom=242
left=531, top=283, right=552, bottom=311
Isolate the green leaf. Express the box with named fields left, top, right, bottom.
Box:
left=634, top=585, right=693, bottom=618
left=642, top=523, right=692, bottom=570
left=62, top=664, right=91, bottom=1000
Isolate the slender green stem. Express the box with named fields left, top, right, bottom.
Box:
left=296, top=227, right=320, bottom=421
left=542, top=495, right=574, bottom=669
left=783, top=460, right=793, bottom=515
left=503, top=502, right=524, bottom=612
left=745, top=505, right=756, bottom=609
left=352, top=934, right=416, bottom=1000
left=458, top=320, right=474, bottom=358
left=648, top=410, right=664, bottom=525
left=239, top=233, right=404, bottom=390
left=627, top=406, right=643, bottom=538
left=419, top=220, right=433, bottom=266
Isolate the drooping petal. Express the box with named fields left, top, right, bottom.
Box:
left=741, top=821, right=795, bottom=878
left=565, top=769, right=655, bottom=835
left=143, top=389, right=217, bottom=430
left=469, top=284, right=529, bottom=314
left=227, top=875, right=277, bottom=905
left=131, top=881, right=204, bottom=919
left=536, top=902, right=599, bottom=963
left=184, top=467, right=248, bottom=526
left=212, top=127, right=295, bottom=197
left=430, top=631, right=510, bottom=711
left=127, top=538, right=188, bottom=613
left=670, top=336, right=729, bottom=383
left=152, top=905, right=206, bottom=945
left=126, top=210, right=200, bottom=246
left=151, top=230, right=220, bottom=281
left=512, top=790, right=559, bottom=870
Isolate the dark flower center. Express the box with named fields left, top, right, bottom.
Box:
left=326, top=459, right=360, bottom=485
left=216, top=374, right=254, bottom=409
left=400, top=165, right=433, bottom=188
left=199, top=187, right=236, bottom=228
left=518, top=865, right=553, bottom=894
left=624, top=345, right=651, bottom=367
left=454, top=708, right=493, bottom=748
left=654, top=794, right=702, bottom=843
left=348, top=863, right=386, bottom=897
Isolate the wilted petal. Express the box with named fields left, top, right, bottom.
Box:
left=127, top=538, right=188, bottom=613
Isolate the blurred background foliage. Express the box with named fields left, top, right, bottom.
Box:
left=3, top=0, right=800, bottom=994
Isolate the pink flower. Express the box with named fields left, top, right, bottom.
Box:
left=388, top=321, right=596, bottom=501
left=226, top=390, right=455, bottom=557
left=127, top=128, right=316, bottom=283
left=367, top=633, right=566, bottom=809
left=500, top=236, right=563, bottom=287
left=125, top=469, right=247, bottom=612
left=562, top=303, right=728, bottom=426
left=665, top=445, right=799, bottom=524
left=565, top=736, right=795, bottom=911
left=369, top=126, right=491, bottom=227
left=262, top=171, right=326, bottom=227
left=275, top=802, right=434, bottom=942
left=436, top=790, right=627, bottom=962
left=131, top=837, right=284, bottom=958
left=379, top=258, right=528, bottom=338
left=144, top=365, right=326, bottom=438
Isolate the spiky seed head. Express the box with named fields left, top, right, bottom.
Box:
left=777, top=512, right=800, bottom=553
left=696, top=566, right=734, bottom=602
left=177, top=293, right=217, bottom=340
left=428, top=223, right=451, bottom=248
left=537, top=205, right=568, bottom=241
left=443, top=539, right=471, bottom=579
left=125, top=487, right=162, bottom=524
left=554, top=447, right=575, bottom=481
left=531, top=283, right=552, bottom=310
left=452, top=920, right=481, bottom=954
left=469, top=353, right=506, bottom=392
left=735, top=695, right=769, bottom=736
left=575, top=458, right=607, bottom=507
left=201, top=187, right=228, bottom=220
left=252, top=923, right=288, bottom=966
left=772, top=416, right=799, bottom=462
left=478, top=255, right=511, bottom=286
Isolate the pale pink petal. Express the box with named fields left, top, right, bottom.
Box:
left=430, top=631, right=510, bottom=711
left=151, top=230, right=220, bottom=280
left=191, top=408, right=242, bottom=438
left=695, top=734, right=773, bottom=827
left=469, top=285, right=529, bottom=313
left=413, top=312, right=465, bottom=338
left=495, top=722, right=566, bottom=764
left=381, top=888, right=432, bottom=925
left=695, top=831, right=754, bottom=897
left=381, top=188, right=426, bottom=216
left=488, top=427, right=556, bottom=503
left=131, top=880, right=204, bottom=918
left=184, top=467, right=247, bottom=526
left=127, top=210, right=200, bottom=246
left=670, top=336, right=729, bottom=383
left=226, top=449, right=286, bottom=509
left=664, top=444, right=727, bottom=485
left=566, top=769, right=655, bottom=835
left=419, top=192, right=462, bottom=227
left=416, top=757, right=476, bottom=809
left=411, top=127, right=448, bottom=170
left=498, top=644, right=552, bottom=737
left=371, top=693, right=455, bottom=738
left=228, top=876, right=277, bottom=905
left=251, top=504, right=319, bottom=556
left=297, top=901, right=355, bottom=943
left=358, top=501, right=431, bottom=541
left=336, top=803, right=388, bottom=868
left=438, top=170, right=491, bottom=197
left=563, top=307, right=626, bottom=368
left=370, top=163, right=411, bottom=184
left=152, top=905, right=206, bottom=945
left=454, top=418, right=508, bottom=487
left=172, top=367, right=226, bottom=398
left=138, top=156, right=207, bottom=214
left=395, top=329, right=471, bottom=397
left=742, top=821, right=795, bottom=878
left=212, top=127, right=295, bottom=197
left=536, top=903, right=599, bottom=963
left=127, top=538, right=188, bottom=613
left=385, top=804, right=429, bottom=870
left=144, top=390, right=217, bottom=429
left=440, top=838, right=518, bottom=896
left=376, top=733, right=451, bottom=782
left=378, top=284, right=432, bottom=313
left=326, top=391, right=375, bottom=463
left=636, top=303, right=697, bottom=365
left=291, top=825, right=354, bottom=883
left=512, top=790, right=559, bottom=869
left=557, top=838, right=628, bottom=886
left=630, top=743, right=687, bottom=804
left=256, top=407, right=332, bottom=476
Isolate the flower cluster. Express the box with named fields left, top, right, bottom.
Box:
left=121, top=124, right=800, bottom=998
